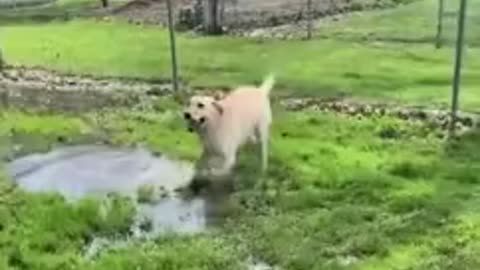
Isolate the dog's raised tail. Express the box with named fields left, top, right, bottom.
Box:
left=260, top=74, right=275, bottom=95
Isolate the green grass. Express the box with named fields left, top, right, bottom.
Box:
left=1, top=0, right=480, bottom=110
left=2, top=97, right=480, bottom=269
left=2, top=0, right=480, bottom=269
left=319, top=0, right=480, bottom=47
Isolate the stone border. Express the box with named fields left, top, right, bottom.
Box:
left=279, top=97, right=478, bottom=135
left=0, top=66, right=173, bottom=111
left=1, top=66, right=478, bottom=134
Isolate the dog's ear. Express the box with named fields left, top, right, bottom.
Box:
left=212, top=101, right=224, bottom=115
left=213, top=91, right=224, bottom=101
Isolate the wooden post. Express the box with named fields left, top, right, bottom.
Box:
left=166, top=0, right=179, bottom=95
left=449, top=0, right=468, bottom=137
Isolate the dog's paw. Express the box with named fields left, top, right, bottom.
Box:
left=189, top=175, right=211, bottom=194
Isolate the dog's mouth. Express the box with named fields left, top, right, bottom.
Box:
left=186, top=120, right=200, bottom=133
left=185, top=117, right=206, bottom=133
left=183, top=111, right=207, bottom=133
left=186, top=121, right=195, bottom=132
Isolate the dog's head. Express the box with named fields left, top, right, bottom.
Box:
left=183, top=95, right=224, bottom=133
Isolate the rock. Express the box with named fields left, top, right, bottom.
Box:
left=347, top=106, right=356, bottom=115
left=66, top=78, right=77, bottom=86
left=249, top=29, right=268, bottom=38
left=397, top=109, right=410, bottom=120
left=363, top=105, right=373, bottom=116
left=459, top=116, right=474, bottom=127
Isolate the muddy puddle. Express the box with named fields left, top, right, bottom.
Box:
left=6, top=144, right=231, bottom=235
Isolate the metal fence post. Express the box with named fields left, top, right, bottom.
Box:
left=306, top=0, right=313, bottom=39
left=166, top=0, right=179, bottom=95
left=435, top=0, right=444, bottom=48
left=449, top=0, right=468, bottom=137
left=0, top=31, right=4, bottom=71
left=0, top=48, right=3, bottom=71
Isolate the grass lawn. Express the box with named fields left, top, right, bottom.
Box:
left=2, top=0, right=480, bottom=269
left=1, top=0, right=479, bottom=110
left=2, top=97, right=480, bottom=269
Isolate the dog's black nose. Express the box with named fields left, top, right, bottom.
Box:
left=184, top=112, right=191, bottom=120
left=199, top=117, right=206, bottom=123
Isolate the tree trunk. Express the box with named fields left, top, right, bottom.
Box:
left=204, top=0, right=222, bottom=34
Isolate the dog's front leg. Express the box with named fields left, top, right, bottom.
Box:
left=195, top=148, right=212, bottom=178
left=211, top=147, right=236, bottom=177
left=223, top=150, right=236, bottom=174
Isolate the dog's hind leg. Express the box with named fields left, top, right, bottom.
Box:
left=255, top=125, right=269, bottom=173
left=260, top=133, right=268, bottom=173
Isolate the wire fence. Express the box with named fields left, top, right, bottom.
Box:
left=0, top=0, right=475, bottom=45
left=0, top=0, right=54, bottom=9
left=171, top=0, right=477, bottom=130
left=0, top=0, right=477, bottom=131
left=167, top=0, right=478, bottom=46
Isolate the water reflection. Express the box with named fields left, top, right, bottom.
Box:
left=7, top=145, right=230, bottom=234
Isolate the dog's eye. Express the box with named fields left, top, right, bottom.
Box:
left=197, top=103, right=205, bottom=109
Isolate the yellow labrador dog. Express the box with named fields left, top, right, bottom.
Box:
left=183, top=75, right=275, bottom=178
